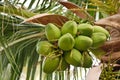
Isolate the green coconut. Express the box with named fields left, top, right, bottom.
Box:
left=93, top=25, right=110, bottom=38
left=61, top=21, right=77, bottom=37
left=91, top=32, right=107, bottom=48
left=58, top=33, right=75, bottom=51
left=36, top=41, right=53, bottom=56
left=45, top=23, right=61, bottom=41
left=74, top=36, right=93, bottom=51
left=43, top=55, right=60, bottom=74
left=64, top=49, right=82, bottom=67
left=77, top=23, right=93, bottom=36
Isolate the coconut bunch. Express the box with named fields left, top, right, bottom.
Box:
left=36, top=20, right=110, bottom=74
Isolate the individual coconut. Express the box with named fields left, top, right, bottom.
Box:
left=74, top=35, right=93, bottom=51
left=77, top=23, right=93, bottom=36
left=43, top=54, right=60, bottom=74
left=64, top=49, right=82, bottom=67
left=58, top=33, right=75, bottom=51
left=93, top=25, right=110, bottom=38
left=45, top=23, right=61, bottom=41
left=36, top=41, right=53, bottom=56
left=91, top=32, right=107, bottom=48
left=61, top=21, right=77, bottom=37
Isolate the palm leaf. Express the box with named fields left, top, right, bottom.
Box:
left=0, top=9, right=45, bottom=79
left=90, top=0, right=120, bottom=16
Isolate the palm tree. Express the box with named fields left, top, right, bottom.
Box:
left=0, top=0, right=120, bottom=80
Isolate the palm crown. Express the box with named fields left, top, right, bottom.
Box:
left=0, top=0, right=120, bottom=80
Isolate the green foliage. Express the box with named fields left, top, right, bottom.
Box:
left=0, top=10, right=44, bottom=80
left=90, top=0, right=120, bottom=15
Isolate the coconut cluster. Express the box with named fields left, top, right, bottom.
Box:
left=36, top=21, right=110, bottom=74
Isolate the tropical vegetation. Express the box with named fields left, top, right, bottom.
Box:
left=0, top=0, right=120, bottom=80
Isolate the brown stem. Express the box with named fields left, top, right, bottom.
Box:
left=101, top=51, right=120, bottom=63
left=101, top=38, right=120, bottom=52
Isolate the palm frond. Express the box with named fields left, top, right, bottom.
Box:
left=90, top=0, right=120, bottom=16
left=0, top=9, right=45, bottom=79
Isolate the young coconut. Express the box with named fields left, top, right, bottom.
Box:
left=74, top=35, right=93, bottom=51
left=91, top=32, right=107, bottom=48
left=58, top=33, right=75, bottom=51
left=61, top=21, right=77, bottom=37
left=45, top=23, right=61, bottom=41
left=77, top=23, right=93, bottom=36
left=36, top=41, right=53, bottom=56
left=64, top=49, right=82, bottom=67
left=43, top=53, right=60, bottom=74
left=93, top=25, right=110, bottom=38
